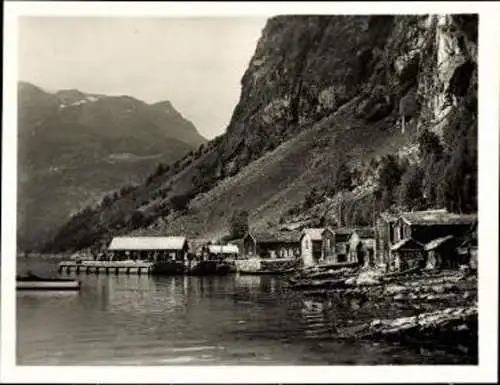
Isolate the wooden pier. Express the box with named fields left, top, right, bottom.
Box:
left=58, top=261, right=154, bottom=275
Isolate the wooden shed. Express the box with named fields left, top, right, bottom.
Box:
left=394, top=210, right=477, bottom=245
left=332, top=228, right=354, bottom=263
left=348, top=227, right=376, bottom=266
left=457, top=221, right=478, bottom=270
left=300, top=228, right=335, bottom=266
left=242, top=230, right=301, bottom=260
left=424, top=235, right=462, bottom=270
left=321, top=228, right=336, bottom=264
left=389, top=238, right=425, bottom=272
left=378, top=208, right=476, bottom=271
left=375, top=212, right=399, bottom=269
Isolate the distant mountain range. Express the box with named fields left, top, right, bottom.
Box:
left=17, top=81, right=207, bottom=250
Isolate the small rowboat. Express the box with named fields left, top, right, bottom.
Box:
left=16, top=273, right=81, bottom=291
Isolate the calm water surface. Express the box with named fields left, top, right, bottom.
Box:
left=17, top=257, right=473, bottom=365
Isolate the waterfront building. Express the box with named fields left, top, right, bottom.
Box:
left=376, top=209, right=477, bottom=271
left=457, top=220, right=478, bottom=269
left=241, top=230, right=301, bottom=259
left=375, top=211, right=399, bottom=269
left=389, top=238, right=425, bottom=271
left=347, top=227, right=376, bottom=266
left=331, top=228, right=354, bottom=263
left=424, top=235, right=462, bottom=270
left=107, top=236, right=189, bottom=262
left=300, top=228, right=335, bottom=266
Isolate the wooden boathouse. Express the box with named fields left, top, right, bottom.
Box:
left=59, top=236, right=190, bottom=275
left=242, top=230, right=301, bottom=259
left=376, top=209, right=477, bottom=271
left=107, top=236, right=189, bottom=262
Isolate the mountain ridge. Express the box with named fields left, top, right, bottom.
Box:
left=18, top=81, right=207, bottom=251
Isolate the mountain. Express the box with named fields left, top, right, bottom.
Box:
left=17, top=82, right=207, bottom=250
left=44, top=15, right=477, bottom=253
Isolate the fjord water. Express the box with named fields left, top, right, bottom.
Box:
left=17, top=257, right=473, bottom=365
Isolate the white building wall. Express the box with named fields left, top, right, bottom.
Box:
left=301, top=234, right=314, bottom=266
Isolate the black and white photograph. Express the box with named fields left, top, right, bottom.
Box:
left=1, top=1, right=498, bottom=383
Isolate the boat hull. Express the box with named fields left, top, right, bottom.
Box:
left=188, top=261, right=235, bottom=276
left=17, top=281, right=81, bottom=291
left=151, top=261, right=186, bottom=275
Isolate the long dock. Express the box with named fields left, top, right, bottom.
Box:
left=58, top=261, right=153, bottom=275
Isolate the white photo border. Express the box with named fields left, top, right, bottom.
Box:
left=2, top=1, right=499, bottom=383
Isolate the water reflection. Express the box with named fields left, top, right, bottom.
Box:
left=234, top=274, right=261, bottom=287
left=17, top=259, right=475, bottom=365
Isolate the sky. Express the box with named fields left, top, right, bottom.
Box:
left=18, top=17, right=269, bottom=139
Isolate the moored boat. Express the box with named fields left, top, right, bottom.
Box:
left=16, top=273, right=81, bottom=291
left=188, top=260, right=235, bottom=276
left=151, top=261, right=186, bottom=275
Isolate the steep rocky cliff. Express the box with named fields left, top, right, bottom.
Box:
left=44, top=14, right=477, bottom=252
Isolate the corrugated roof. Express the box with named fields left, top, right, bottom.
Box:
left=401, top=211, right=477, bottom=226
left=301, top=228, right=326, bottom=241
left=249, top=231, right=301, bottom=243
left=390, top=238, right=424, bottom=251
left=207, top=244, right=239, bottom=254
left=424, top=235, right=455, bottom=251
left=108, top=236, right=187, bottom=251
